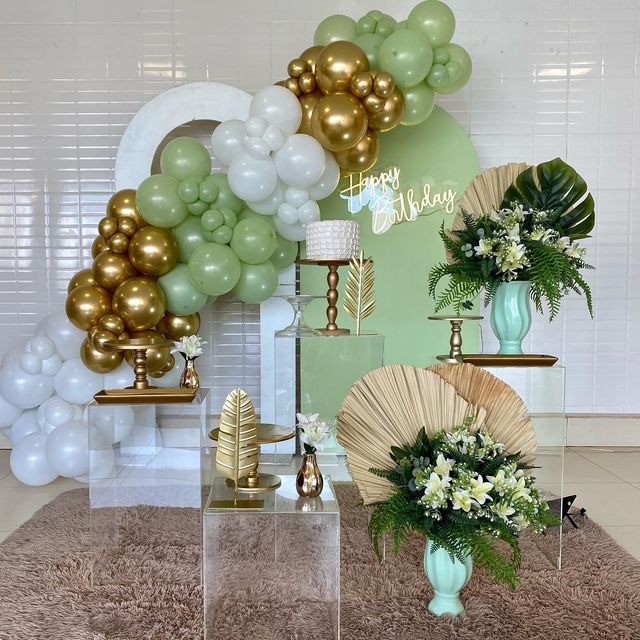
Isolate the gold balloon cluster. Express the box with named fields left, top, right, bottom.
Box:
left=284, top=41, right=405, bottom=173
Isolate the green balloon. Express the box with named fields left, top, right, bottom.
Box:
left=314, top=14, right=357, bottom=46
left=446, top=59, right=461, bottom=82
left=356, top=14, right=376, bottom=35
left=437, top=44, right=471, bottom=94
left=136, top=174, right=188, bottom=228
left=178, top=178, right=200, bottom=203
left=209, top=225, right=232, bottom=245
left=230, top=217, right=277, bottom=265
left=233, top=261, right=278, bottom=304
left=188, top=243, right=241, bottom=296
left=172, top=215, right=207, bottom=262
left=368, top=10, right=383, bottom=21
left=426, top=63, right=448, bottom=88
left=401, top=83, right=436, bottom=126
left=221, top=208, right=238, bottom=229
left=199, top=175, right=219, bottom=204
left=433, top=46, right=450, bottom=65
left=158, top=264, right=208, bottom=315
left=394, top=20, right=409, bottom=31
left=354, top=33, right=385, bottom=68
left=208, top=174, right=244, bottom=213
left=188, top=200, right=209, bottom=216
left=201, top=209, right=224, bottom=232
left=270, top=235, right=298, bottom=271
left=378, top=29, right=434, bottom=88
left=160, top=137, right=212, bottom=182
left=407, top=0, right=456, bottom=47
left=375, top=14, right=397, bottom=37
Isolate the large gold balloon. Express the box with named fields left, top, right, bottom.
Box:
left=128, top=227, right=178, bottom=277
left=67, top=268, right=95, bottom=293
left=112, top=277, right=166, bottom=332
left=156, top=312, right=201, bottom=341
left=107, top=189, right=146, bottom=228
left=65, top=284, right=111, bottom=330
left=300, top=45, right=323, bottom=71
left=92, top=250, right=138, bottom=291
left=315, top=41, right=370, bottom=94
left=92, top=235, right=108, bottom=258
left=81, top=337, right=123, bottom=374
left=124, top=330, right=170, bottom=373
left=333, top=129, right=380, bottom=174
left=367, top=86, right=405, bottom=132
left=149, top=353, right=176, bottom=379
left=310, top=92, right=368, bottom=152
left=298, top=91, right=323, bottom=136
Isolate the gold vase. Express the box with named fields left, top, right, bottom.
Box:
left=295, top=452, right=323, bottom=498
left=179, top=356, right=200, bottom=390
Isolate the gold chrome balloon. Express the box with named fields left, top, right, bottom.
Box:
left=156, top=312, right=201, bottom=341
left=90, top=329, right=117, bottom=354
left=92, top=235, right=108, bottom=258
left=124, top=329, right=170, bottom=373
left=284, top=77, right=302, bottom=97
left=149, top=353, right=176, bottom=379
left=112, top=277, right=166, bottom=332
left=98, top=216, right=118, bottom=240
left=298, top=71, right=317, bottom=94
left=363, top=92, right=386, bottom=113
left=310, top=92, right=368, bottom=152
left=92, top=250, right=138, bottom=291
left=67, top=268, right=95, bottom=293
left=128, top=227, right=178, bottom=277
left=367, top=86, right=405, bottom=132
left=108, top=231, right=129, bottom=254
left=298, top=91, right=323, bottom=136
left=107, top=189, right=146, bottom=227
left=350, top=71, right=374, bottom=98
left=300, top=45, right=323, bottom=71
left=287, top=58, right=308, bottom=78
left=81, top=337, right=123, bottom=374
left=98, top=313, right=125, bottom=336
left=373, top=71, right=395, bottom=98
left=118, top=217, right=138, bottom=238
left=315, top=41, right=370, bottom=94
left=333, top=129, right=380, bottom=173
left=65, top=284, right=111, bottom=330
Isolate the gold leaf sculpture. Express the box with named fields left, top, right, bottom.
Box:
left=215, top=389, right=259, bottom=487
left=336, top=363, right=535, bottom=505
left=343, top=250, right=376, bottom=335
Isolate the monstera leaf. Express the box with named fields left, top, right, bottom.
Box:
left=501, top=157, right=595, bottom=239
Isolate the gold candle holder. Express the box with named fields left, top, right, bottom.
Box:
left=428, top=315, right=483, bottom=364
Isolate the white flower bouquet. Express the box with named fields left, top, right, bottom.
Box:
left=172, top=334, right=206, bottom=360
left=296, top=413, right=332, bottom=454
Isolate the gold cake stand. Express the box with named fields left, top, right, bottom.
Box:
left=428, top=315, right=484, bottom=364
left=209, top=423, right=295, bottom=493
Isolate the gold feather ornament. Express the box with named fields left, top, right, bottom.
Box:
left=343, top=250, right=376, bottom=336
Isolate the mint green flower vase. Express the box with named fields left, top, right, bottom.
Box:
left=490, top=281, right=532, bottom=355
left=424, top=539, right=473, bottom=616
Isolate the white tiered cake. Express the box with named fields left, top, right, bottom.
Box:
left=305, top=220, right=360, bottom=260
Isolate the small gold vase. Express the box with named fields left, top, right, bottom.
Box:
left=295, top=452, right=323, bottom=498
left=179, top=356, right=200, bottom=390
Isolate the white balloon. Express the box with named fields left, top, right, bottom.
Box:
left=274, top=216, right=307, bottom=242
left=1, top=346, right=25, bottom=369
left=277, top=202, right=299, bottom=225
left=246, top=181, right=285, bottom=215
left=264, top=124, right=286, bottom=152
left=20, top=352, right=42, bottom=375
left=54, top=359, right=103, bottom=405
left=274, top=134, right=326, bottom=189
left=228, top=153, right=278, bottom=202
left=41, top=353, right=62, bottom=376
left=103, top=361, right=133, bottom=389
left=92, top=405, right=135, bottom=444
left=37, top=395, right=71, bottom=429
left=0, top=393, right=23, bottom=428
left=45, top=399, right=76, bottom=428
left=0, top=360, right=54, bottom=409
left=245, top=116, right=268, bottom=137
left=10, top=410, right=39, bottom=443
left=285, top=187, right=309, bottom=208
left=75, top=445, right=115, bottom=483
left=26, top=336, right=55, bottom=359
left=243, top=135, right=271, bottom=160
left=45, top=419, right=91, bottom=478
left=250, top=86, right=302, bottom=136
left=298, top=199, right=321, bottom=224
left=211, top=119, right=246, bottom=167
left=36, top=312, right=85, bottom=361
left=309, top=151, right=341, bottom=201
left=10, top=432, right=58, bottom=486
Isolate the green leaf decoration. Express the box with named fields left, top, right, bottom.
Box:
left=501, top=157, right=595, bottom=240
left=343, top=250, right=376, bottom=336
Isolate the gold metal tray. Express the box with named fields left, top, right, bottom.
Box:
left=94, top=387, right=198, bottom=404
left=460, top=354, right=558, bottom=367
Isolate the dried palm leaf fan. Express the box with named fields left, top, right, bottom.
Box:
left=336, top=363, right=535, bottom=505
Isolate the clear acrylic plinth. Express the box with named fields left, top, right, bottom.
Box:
left=88, top=388, right=210, bottom=585
left=203, top=475, right=340, bottom=640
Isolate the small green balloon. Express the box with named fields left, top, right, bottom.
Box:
left=433, top=46, right=450, bottom=65
left=375, top=14, right=397, bottom=37
left=201, top=209, right=224, bottom=232
left=221, top=208, right=238, bottom=229
left=446, top=59, right=461, bottom=82
left=426, top=63, right=448, bottom=88
left=378, top=29, right=434, bottom=88
left=188, top=200, right=209, bottom=216
left=208, top=174, right=244, bottom=214
left=314, top=14, right=357, bottom=46
left=230, top=217, right=277, bottom=265
left=436, top=44, right=471, bottom=94
left=368, top=9, right=383, bottom=21
left=356, top=14, right=376, bottom=35
left=232, top=261, right=278, bottom=304
left=136, top=174, right=188, bottom=228
left=158, top=264, right=208, bottom=315
left=199, top=175, right=219, bottom=204
left=210, top=225, right=233, bottom=245
left=354, top=33, right=385, bottom=69
left=270, top=235, right=298, bottom=271
left=160, top=137, right=212, bottom=182
left=178, top=178, right=200, bottom=204
left=407, top=0, right=456, bottom=47
left=188, top=243, right=241, bottom=296
left=401, top=83, right=436, bottom=126
left=172, top=215, right=207, bottom=262
left=394, top=20, right=409, bottom=31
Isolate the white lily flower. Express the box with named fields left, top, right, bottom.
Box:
left=469, top=475, right=493, bottom=505
left=172, top=334, right=206, bottom=359
left=452, top=490, right=473, bottom=512
left=434, top=453, right=454, bottom=476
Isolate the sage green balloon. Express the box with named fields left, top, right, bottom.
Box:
left=270, top=235, right=298, bottom=271
left=221, top=208, right=238, bottom=228
left=160, top=137, right=212, bottom=181
left=188, top=243, right=241, bottom=296
left=437, top=44, right=472, bottom=94
left=446, top=59, right=461, bottom=82
left=188, top=200, right=209, bottom=216
left=394, top=19, right=408, bottom=31
left=178, top=177, right=200, bottom=203
left=426, top=63, right=448, bottom=88
left=407, top=0, right=456, bottom=47
left=354, top=33, right=385, bottom=68
left=401, top=83, right=436, bottom=126
left=378, top=29, right=434, bottom=88
left=208, top=174, right=244, bottom=214
left=356, top=14, right=376, bottom=35
left=230, top=217, right=277, bottom=265
left=237, top=208, right=277, bottom=228
left=136, top=174, right=188, bottom=228
left=314, top=14, right=357, bottom=46
left=158, top=264, right=208, bottom=315
left=433, top=46, right=450, bottom=65
left=375, top=14, right=397, bottom=37
left=209, top=225, right=232, bottom=245
left=199, top=175, right=219, bottom=204
left=201, top=209, right=224, bottom=232
left=173, top=215, right=207, bottom=262
left=232, top=261, right=278, bottom=304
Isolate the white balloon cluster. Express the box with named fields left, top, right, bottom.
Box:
left=211, top=85, right=340, bottom=242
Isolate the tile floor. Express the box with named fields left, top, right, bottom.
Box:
left=1, top=447, right=639, bottom=560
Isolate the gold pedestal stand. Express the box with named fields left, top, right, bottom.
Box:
left=428, top=315, right=483, bottom=364
left=297, top=259, right=350, bottom=335
left=209, top=423, right=295, bottom=493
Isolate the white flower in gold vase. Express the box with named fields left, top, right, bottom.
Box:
left=172, top=334, right=206, bottom=360
left=296, top=413, right=332, bottom=454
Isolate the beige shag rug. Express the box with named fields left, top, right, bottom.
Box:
left=0, top=485, right=639, bottom=640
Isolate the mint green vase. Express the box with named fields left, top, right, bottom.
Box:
left=424, top=539, right=473, bottom=616
left=490, top=281, right=532, bottom=355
